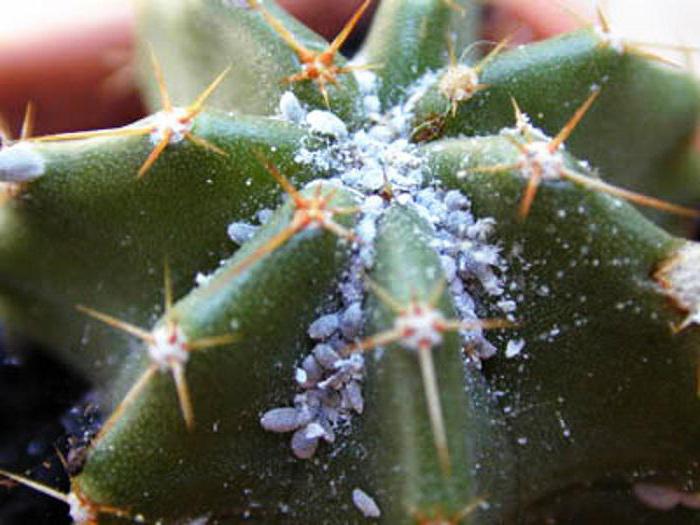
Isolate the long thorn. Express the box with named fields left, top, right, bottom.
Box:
left=549, top=89, right=600, bottom=153
left=561, top=168, right=700, bottom=218
left=473, top=33, right=513, bottom=74
left=365, top=278, right=404, bottom=314
left=207, top=223, right=300, bottom=297
left=184, top=133, right=227, bottom=156
left=327, top=0, right=372, bottom=56
left=137, top=129, right=171, bottom=179
left=627, top=40, right=700, bottom=53
left=469, top=163, right=520, bottom=174
left=518, top=163, right=542, bottom=219
left=95, top=366, right=157, bottom=442
left=322, top=219, right=357, bottom=242
left=0, top=469, right=69, bottom=504
left=596, top=4, right=611, bottom=33
left=172, top=362, right=194, bottom=430
left=20, top=102, right=35, bottom=140
left=428, top=279, right=447, bottom=307
left=148, top=44, right=172, bottom=112
left=77, top=305, right=153, bottom=342
left=417, top=345, right=451, bottom=477
left=32, top=126, right=153, bottom=143
left=454, top=497, right=486, bottom=520
left=186, top=66, right=232, bottom=118
left=341, top=328, right=403, bottom=356
left=164, top=258, right=173, bottom=315
left=249, top=0, right=313, bottom=61
left=252, top=150, right=303, bottom=204
left=188, top=333, right=240, bottom=351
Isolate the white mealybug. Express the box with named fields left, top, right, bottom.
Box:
left=352, top=488, right=381, bottom=518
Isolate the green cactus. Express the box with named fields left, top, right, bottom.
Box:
left=1, top=0, right=700, bottom=523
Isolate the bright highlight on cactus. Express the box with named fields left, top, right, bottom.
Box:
left=0, top=0, right=699, bottom=522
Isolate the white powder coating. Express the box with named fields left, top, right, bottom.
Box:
left=148, top=323, right=189, bottom=369
left=67, top=492, right=96, bottom=525
left=0, top=142, right=46, bottom=182
left=655, top=242, right=700, bottom=330
left=519, top=141, right=564, bottom=181
left=149, top=108, right=193, bottom=145
left=439, top=65, right=480, bottom=104
left=352, top=488, right=381, bottom=518
left=394, top=303, right=446, bottom=351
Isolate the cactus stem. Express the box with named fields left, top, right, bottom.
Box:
left=31, top=54, right=230, bottom=179
left=249, top=0, right=372, bottom=107
left=343, top=279, right=510, bottom=477
left=0, top=469, right=131, bottom=525
left=76, top=266, right=238, bottom=433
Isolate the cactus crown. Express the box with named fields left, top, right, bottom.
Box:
left=1, top=0, right=700, bottom=523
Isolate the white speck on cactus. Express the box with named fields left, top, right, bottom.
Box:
left=505, top=338, right=525, bottom=358
left=0, top=142, right=46, bottom=182
left=148, top=323, right=189, bottom=369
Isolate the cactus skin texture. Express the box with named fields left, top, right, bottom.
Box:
left=1, top=0, right=700, bottom=523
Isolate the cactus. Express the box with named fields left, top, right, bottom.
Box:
left=1, top=0, right=700, bottom=523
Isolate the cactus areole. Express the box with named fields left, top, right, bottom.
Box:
left=1, top=0, right=700, bottom=523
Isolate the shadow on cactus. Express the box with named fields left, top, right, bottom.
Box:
left=1, top=0, right=700, bottom=523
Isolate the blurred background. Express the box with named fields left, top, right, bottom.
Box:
left=0, top=0, right=697, bottom=137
